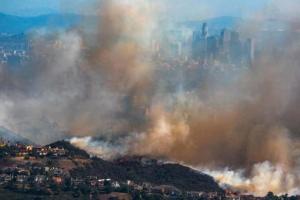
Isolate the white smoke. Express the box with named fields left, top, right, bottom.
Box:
left=69, top=135, right=141, bottom=160
left=203, top=161, right=300, bottom=196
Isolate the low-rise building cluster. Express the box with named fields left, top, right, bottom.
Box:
left=0, top=139, right=300, bottom=200
left=0, top=139, right=67, bottom=159
left=0, top=33, right=29, bottom=65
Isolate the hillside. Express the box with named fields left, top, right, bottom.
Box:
left=46, top=140, right=90, bottom=158
left=0, top=13, right=289, bottom=36
left=70, top=154, right=222, bottom=192
left=0, top=127, right=33, bottom=144
left=114, top=156, right=222, bottom=192
left=180, top=16, right=290, bottom=34
left=0, top=13, right=82, bottom=34
left=0, top=14, right=243, bottom=34
left=180, top=16, right=243, bottom=33
left=45, top=141, right=222, bottom=192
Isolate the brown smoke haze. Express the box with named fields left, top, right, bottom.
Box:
left=131, top=23, right=300, bottom=194
left=1, top=0, right=300, bottom=196
left=136, top=53, right=300, bottom=168
left=0, top=0, right=157, bottom=142
left=69, top=0, right=156, bottom=136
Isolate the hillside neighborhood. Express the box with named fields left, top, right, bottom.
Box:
left=0, top=138, right=299, bottom=200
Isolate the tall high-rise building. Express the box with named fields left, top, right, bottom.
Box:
left=202, top=23, right=208, bottom=39
left=219, top=28, right=231, bottom=63
left=207, top=36, right=218, bottom=63
left=191, top=23, right=209, bottom=63
left=220, top=28, right=231, bottom=47
left=229, top=31, right=242, bottom=65
left=192, top=30, right=202, bottom=42
left=245, top=38, right=255, bottom=67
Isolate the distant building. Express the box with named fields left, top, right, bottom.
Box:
left=229, top=31, right=242, bottom=65
left=202, top=23, right=208, bottom=39
left=220, top=29, right=231, bottom=49
left=192, top=23, right=209, bottom=63
left=245, top=38, right=255, bottom=67
left=207, top=36, right=219, bottom=63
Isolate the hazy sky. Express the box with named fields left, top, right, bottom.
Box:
left=0, top=0, right=298, bottom=20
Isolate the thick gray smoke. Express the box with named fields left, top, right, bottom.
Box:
left=0, top=0, right=156, bottom=144
left=1, top=0, right=300, bottom=196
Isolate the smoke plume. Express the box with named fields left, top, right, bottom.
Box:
left=203, top=161, right=300, bottom=196
left=0, top=0, right=157, bottom=143
left=1, top=0, right=300, bottom=196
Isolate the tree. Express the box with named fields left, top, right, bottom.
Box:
left=265, top=191, right=278, bottom=200
left=104, top=180, right=112, bottom=194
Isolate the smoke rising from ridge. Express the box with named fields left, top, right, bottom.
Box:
left=202, top=161, right=300, bottom=196
left=0, top=0, right=157, bottom=143
left=1, top=0, right=300, bottom=196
